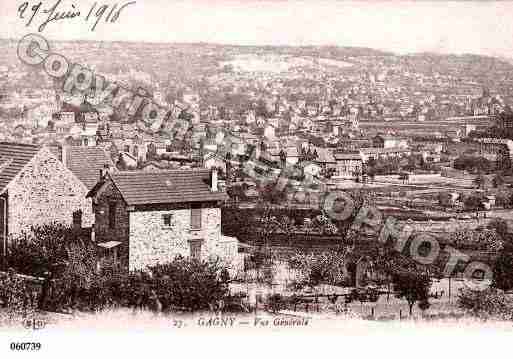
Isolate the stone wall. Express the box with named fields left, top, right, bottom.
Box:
left=92, top=178, right=130, bottom=265
left=129, top=206, right=225, bottom=270
left=7, top=147, right=93, bottom=235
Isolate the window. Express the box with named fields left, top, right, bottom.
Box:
left=190, top=241, right=202, bottom=260
left=108, top=202, right=116, bottom=229
left=162, top=214, right=172, bottom=227
left=190, top=205, right=202, bottom=230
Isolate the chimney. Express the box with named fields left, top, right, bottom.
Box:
left=99, top=163, right=110, bottom=180
left=211, top=167, right=218, bottom=192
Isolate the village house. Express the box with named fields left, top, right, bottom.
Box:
left=473, top=138, right=513, bottom=168
left=203, top=152, right=227, bottom=174
left=337, top=138, right=373, bottom=152
left=86, top=168, right=240, bottom=271
left=360, top=147, right=412, bottom=162
left=0, top=142, right=94, bottom=257
left=372, top=135, right=409, bottom=149
left=334, top=153, right=364, bottom=178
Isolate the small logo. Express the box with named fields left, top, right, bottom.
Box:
left=23, top=318, right=46, bottom=330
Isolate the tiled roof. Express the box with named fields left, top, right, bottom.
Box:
left=334, top=153, right=362, bottom=160
left=65, top=146, right=114, bottom=190
left=109, top=169, right=228, bottom=206
left=0, top=142, right=40, bottom=193
left=361, top=147, right=410, bottom=154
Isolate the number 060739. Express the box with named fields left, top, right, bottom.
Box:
left=10, top=342, right=41, bottom=351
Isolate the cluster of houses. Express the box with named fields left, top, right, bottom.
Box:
left=0, top=142, right=240, bottom=272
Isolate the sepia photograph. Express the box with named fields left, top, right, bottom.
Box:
left=0, top=0, right=513, bottom=356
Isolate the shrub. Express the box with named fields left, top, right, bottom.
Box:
left=43, top=241, right=105, bottom=312
left=45, top=256, right=231, bottom=313
left=392, top=269, right=431, bottom=316
left=148, top=256, right=230, bottom=312
left=288, top=251, right=347, bottom=289
left=493, top=249, right=513, bottom=291
left=458, top=287, right=513, bottom=320
left=418, top=299, right=431, bottom=312
left=6, top=223, right=73, bottom=277
left=0, top=270, right=37, bottom=323
left=267, top=293, right=285, bottom=313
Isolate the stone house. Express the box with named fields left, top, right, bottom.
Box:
left=0, top=142, right=94, bottom=257
left=334, top=153, right=363, bottom=178
left=473, top=138, right=513, bottom=168
left=87, top=169, right=240, bottom=271
left=373, top=135, right=409, bottom=149
left=314, top=148, right=337, bottom=173
left=360, top=147, right=411, bottom=162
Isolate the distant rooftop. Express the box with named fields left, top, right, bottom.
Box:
left=64, top=146, right=115, bottom=190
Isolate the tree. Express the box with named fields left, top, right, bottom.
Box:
left=487, top=218, right=508, bottom=239
left=493, top=174, right=505, bottom=188
left=454, top=155, right=491, bottom=173
left=391, top=270, right=431, bottom=316
left=258, top=182, right=287, bottom=205
left=367, top=170, right=376, bottom=182
left=458, top=287, right=513, bottom=320
left=464, top=193, right=485, bottom=215
left=495, top=189, right=513, bottom=208
left=418, top=298, right=431, bottom=314
left=0, top=269, right=36, bottom=319
left=320, top=166, right=336, bottom=179
left=149, top=257, right=229, bottom=311
left=288, top=252, right=348, bottom=289
left=279, top=149, right=286, bottom=168
left=226, top=183, right=247, bottom=203
left=404, top=156, right=417, bottom=172
left=352, top=168, right=362, bottom=182
left=493, top=250, right=513, bottom=291
left=7, top=223, right=77, bottom=277
left=438, top=192, right=452, bottom=207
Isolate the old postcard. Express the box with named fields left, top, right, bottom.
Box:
left=0, top=0, right=513, bottom=356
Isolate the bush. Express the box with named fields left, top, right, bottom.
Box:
left=458, top=287, right=513, bottom=320
left=43, top=241, right=110, bottom=312
left=454, top=156, right=492, bottom=173
left=148, top=257, right=230, bottom=312
left=493, top=249, right=513, bottom=291
left=288, top=251, right=347, bottom=288
left=0, top=270, right=37, bottom=323
left=7, top=226, right=232, bottom=314
left=447, top=228, right=501, bottom=249
left=267, top=293, right=285, bottom=313
left=45, top=256, right=231, bottom=313
left=6, top=223, right=74, bottom=277
left=392, top=269, right=431, bottom=316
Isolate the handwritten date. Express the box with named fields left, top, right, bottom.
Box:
left=18, top=0, right=136, bottom=32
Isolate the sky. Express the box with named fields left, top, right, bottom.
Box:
left=1, top=0, right=513, bottom=58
